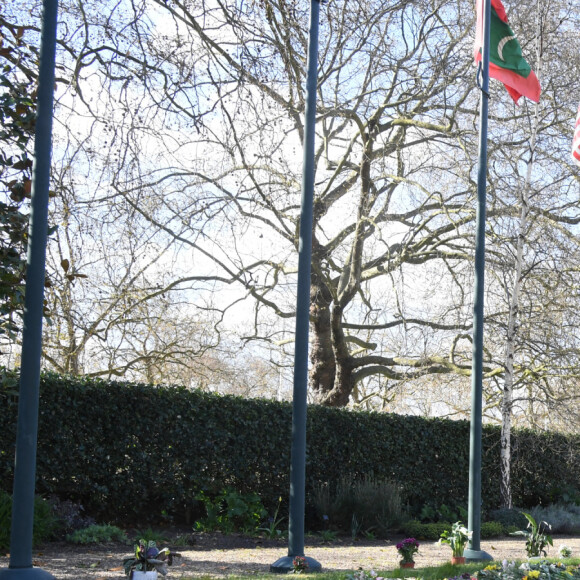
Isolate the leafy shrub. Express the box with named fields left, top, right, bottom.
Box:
left=311, top=476, right=352, bottom=531
left=401, top=520, right=450, bottom=540
left=66, top=524, right=127, bottom=544
left=351, top=476, right=406, bottom=536
left=311, top=476, right=405, bottom=537
left=419, top=502, right=468, bottom=523
left=48, top=496, right=96, bottom=538
left=194, top=489, right=267, bottom=533
left=529, top=503, right=580, bottom=534
left=488, top=508, right=529, bottom=530
left=481, top=521, right=505, bottom=538
left=0, top=491, right=59, bottom=550
left=402, top=519, right=504, bottom=541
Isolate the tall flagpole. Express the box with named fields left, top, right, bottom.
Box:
left=270, top=0, right=322, bottom=573
left=464, top=0, right=492, bottom=563
left=0, top=0, right=59, bottom=578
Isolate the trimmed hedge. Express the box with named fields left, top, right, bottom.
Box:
left=401, top=520, right=505, bottom=540
left=0, top=373, right=579, bottom=524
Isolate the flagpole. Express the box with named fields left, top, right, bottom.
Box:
left=270, top=0, right=322, bottom=573
left=0, top=0, right=59, bottom=578
left=464, top=0, right=493, bottom=563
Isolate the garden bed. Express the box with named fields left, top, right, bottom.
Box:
left=2, top=533, right=580, bottom=579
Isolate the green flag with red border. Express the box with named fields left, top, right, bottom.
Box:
left=474, top=0, right=541, bottom=104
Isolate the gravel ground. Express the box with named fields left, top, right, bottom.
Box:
left=2, top=534, right=580, bottom=579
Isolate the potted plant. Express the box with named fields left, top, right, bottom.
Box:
left=396, top=537, right=420, bottom=568
left=123, top=539, right=181, bottom=578
left=439, top=521, right=472, bottom=565
left=510, top=512, right=552, bottom=559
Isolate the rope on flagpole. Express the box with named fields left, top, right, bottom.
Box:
left=476, top=62, right=490, bottom=97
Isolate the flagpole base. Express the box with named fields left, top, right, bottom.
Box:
left=464, top=548, right=493, bottom=562
left=270, top=555, right=322, bottom=574
left=0, top=568, right=57, bottom=579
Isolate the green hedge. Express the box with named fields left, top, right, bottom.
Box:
left=0, top=373, right=579, bottom=524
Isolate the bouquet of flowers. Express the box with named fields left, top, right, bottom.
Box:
left=293, top=556, right=309, bottom=574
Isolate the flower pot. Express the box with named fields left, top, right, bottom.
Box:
left=451, top=557, right=466, bottom=565
left=130, top=572, right=158, bottom=580
left=400, top=562, right=415, bottom=569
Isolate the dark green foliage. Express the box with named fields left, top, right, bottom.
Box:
left=311, top=475, right=405, bottom=537
left=194, top=489, right=267, bottom=534
left=401, top=520, right=452, bottom=540
left=480, top=521, right=505, bottom=538
left=487, top=508, right=529, bottom=531
left=419, top=502, right=468, bottom=523
left=0, top=20, right=37, bottom=337
left=66, top=523, right=127, bottom=544
left=48, top=496, right=96, bottom=538
left=0, top=491, right=59, bottom=550
left=1, top=373, right=580, bottom=525
left=401, top=520, right=505, bottom=541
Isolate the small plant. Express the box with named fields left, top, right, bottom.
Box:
left=123, top=539, right=180, bottom=576
left=48, top=496, right=96, bottom=537
left=510, top=512, right=552, bottom=557
left=258, top=496, right=285, bottom=539
left=132, top=527, right=168, bottom=544
left=558, top=544, right=572, bottom=558
left=345, top=569, right=385, bottom=580
left=292, top=555, right=309, bottom=574
left=396, top=537, right=420, bottom=564
left=67, top=524, right=127, bottom=544
left=318, top=529, right=338, bottom=542
left=172, top=533, right=195, bottom=547
left=439, top=521, right=472, bottom=558
left=194, top=489, right=267, bottom=534
left=351, top=514, right=364, bottom=540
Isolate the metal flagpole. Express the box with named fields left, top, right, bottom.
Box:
left=464, top=0, right=492, bottom=563
left=270, top=0, right=322, bottom=573
left=0, top=0, right=59, bottom=577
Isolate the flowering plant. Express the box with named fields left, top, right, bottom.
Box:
left=123, top=539, right=180, bottom=576
left=293, top=556, right=309, bottom=574
left=439, top=521, right=472, bottom=558
left=396, top=538, right=420, bottom=564
left=477, top=559, right=580, bottom=580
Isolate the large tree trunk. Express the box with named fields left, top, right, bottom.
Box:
left=309, top=273, right=336, bottom=400
left=309, top=257, right=360, bottom=406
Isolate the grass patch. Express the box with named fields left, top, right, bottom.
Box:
left=174, top=558, right=580, bottom=580
left=173, top=561, right=486, bottom=580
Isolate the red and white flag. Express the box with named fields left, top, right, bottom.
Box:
left=573, top=102, right=580, bottom=167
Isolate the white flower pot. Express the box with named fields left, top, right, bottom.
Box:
left=130, top=572, right=158, bottom=580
